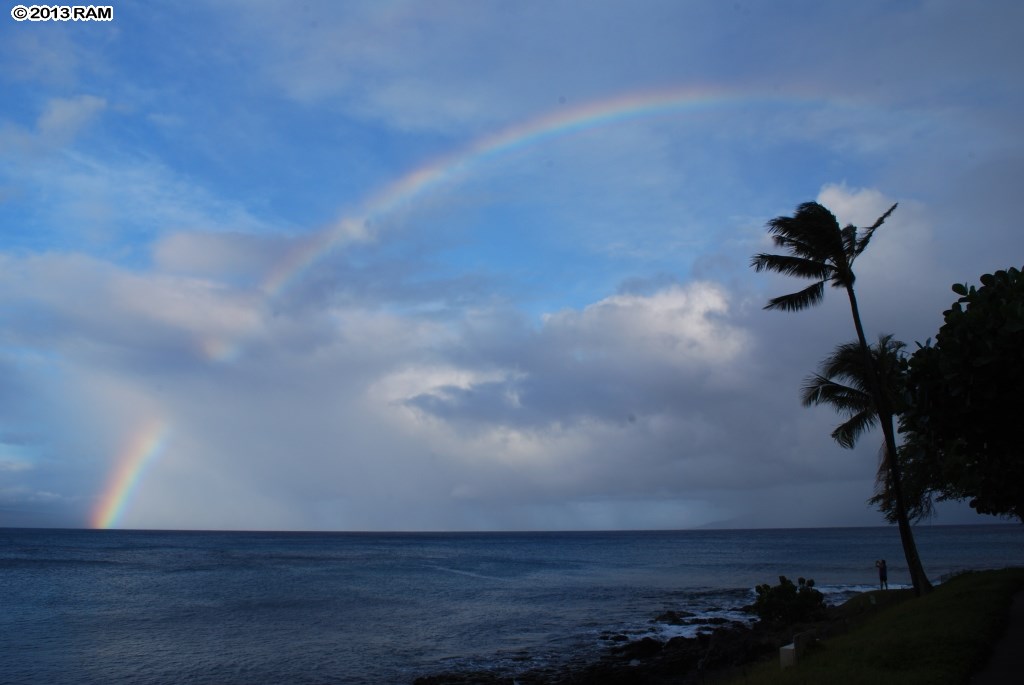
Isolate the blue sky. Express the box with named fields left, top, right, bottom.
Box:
left=1, top=1, right=1022, bottom=531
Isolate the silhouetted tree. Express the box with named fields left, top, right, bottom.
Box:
left=801, top=335, right=904, bottom=448
left=802, top=334, right=934, bottom=523
left=752, top=201, right=932, bottom=595
left=899, top=267, right=1024, bottom=521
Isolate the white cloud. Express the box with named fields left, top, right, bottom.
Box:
left=542, top=283, right=749, bottom=371
left=817, top=184, right=897, bottom=229
left=369, top=365, right=517, bottom=407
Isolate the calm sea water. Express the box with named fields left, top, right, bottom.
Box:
left=1, top=525, right=1021, bottom=684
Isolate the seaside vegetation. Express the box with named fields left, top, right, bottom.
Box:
left=798, top=266, right=1024, bottom=526
left=891, top=266, right=1024, bottom=523
left=753, top=576, right=827, bottom=624
left=726, top=568, right=1024, bottom=685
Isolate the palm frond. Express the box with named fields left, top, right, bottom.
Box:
left=800, top=374, right=871, bottom=412
left=854, top=202, right=898, bottom=258
left=841, top=225, right=858, bottom=261
left=764, top=234, right=821, bottom=266
left=803, top=333, right=908, bottom=449
left=797, top=202, right=846, bottom=258
left=750, top=253, right=834, bottom=280
left=831, top=409, right=877, bottom=449
left=766, top=203, right=843, bottom=262
left=764, top=280, right=826, bottom=311
left=757, top=202, right=861, bottom=312
left=816, top=341, right=873, bottom=392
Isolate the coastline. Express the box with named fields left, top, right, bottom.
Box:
left=405, top=574, right=882, bottom=684
left=414, top=569, right=1024, bottom=685
left=413, top=619, right=799, bottom=684
left=413, top=597, right=855, bottom=685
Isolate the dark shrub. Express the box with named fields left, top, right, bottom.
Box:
left=753, top=575, right=827, bottom=624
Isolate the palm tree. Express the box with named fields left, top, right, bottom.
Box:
left=802, top=335, right=934, bottom=524
left=752, top=202, right=932, bottom=595
left=801, top=334, right=904, bottom=447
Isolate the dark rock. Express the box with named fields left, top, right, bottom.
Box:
left=613, top=636, right=663, bottom=660
left=653, top=610, right=697, bottom=624
left=688, top=616, right=729, bottom=626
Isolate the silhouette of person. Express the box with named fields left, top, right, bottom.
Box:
left=875, top=559, right=888, bottom=590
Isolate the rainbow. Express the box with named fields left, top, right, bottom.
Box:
left=99, top=87, right=826, bottom=516
left=92, top=418, right=170, bottom=529
left=205, top=85, right=831, bottom=363
left=260, top=85, right=752, bottom=297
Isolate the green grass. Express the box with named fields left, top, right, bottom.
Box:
left=727, top=568, right=1024, bottom=685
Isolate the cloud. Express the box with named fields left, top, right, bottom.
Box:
left=354, top=281, right=847, bottom=524
left=0, top=253, right=264, bottom=367
left=203, top=0, right=1024, bottom=144
left=542, top=283, right=748, bottom=371
left=36, top=95, right=106, bottom=141
left=0, top=94, right=105, bottom=159
left=211, top=2, right=752, bottom=133
left=0, top=244, right=810, bottom=529
left=153, top=231, right=290, bottom=284
left=1, top=98, right=281, bottom=258
left=379, top=283, right=750, bottom=434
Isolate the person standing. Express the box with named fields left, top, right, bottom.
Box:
left=876, top=559, right=888, bottom=590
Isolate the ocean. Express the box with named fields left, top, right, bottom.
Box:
left=1, top=525, right=1022, bottom=684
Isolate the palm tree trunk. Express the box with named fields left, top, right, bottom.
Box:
left=845, top=287, right=933, bottom=595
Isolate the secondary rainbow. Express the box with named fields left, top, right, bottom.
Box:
left=260, top=85, right=749, bottom=297
left=92, top=418, right=170, bottom=529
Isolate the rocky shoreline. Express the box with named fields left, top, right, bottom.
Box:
left=413, top=622, right=772, bottom=685
left=413, top=596, right=872, bottom=685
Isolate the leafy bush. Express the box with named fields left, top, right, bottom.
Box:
left=754, top=575, right=827, bottom=624
left=900, top=266, right=1024, bottom=521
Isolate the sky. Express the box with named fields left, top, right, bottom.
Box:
left=1, top=1, right=1022, bottom=532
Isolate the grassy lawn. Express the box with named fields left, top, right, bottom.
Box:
left=726, top=568, right=1024, bottom=685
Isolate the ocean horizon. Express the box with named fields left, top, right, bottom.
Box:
left=19, top=518, right=1022, bottom=533
left=3, top=524, right=1022, bottom=684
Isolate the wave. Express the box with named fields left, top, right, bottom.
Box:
left=424, top=564, right=514, bottom=582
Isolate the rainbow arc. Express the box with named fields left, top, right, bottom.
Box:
left=92, top=418, right=170, bottom=529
